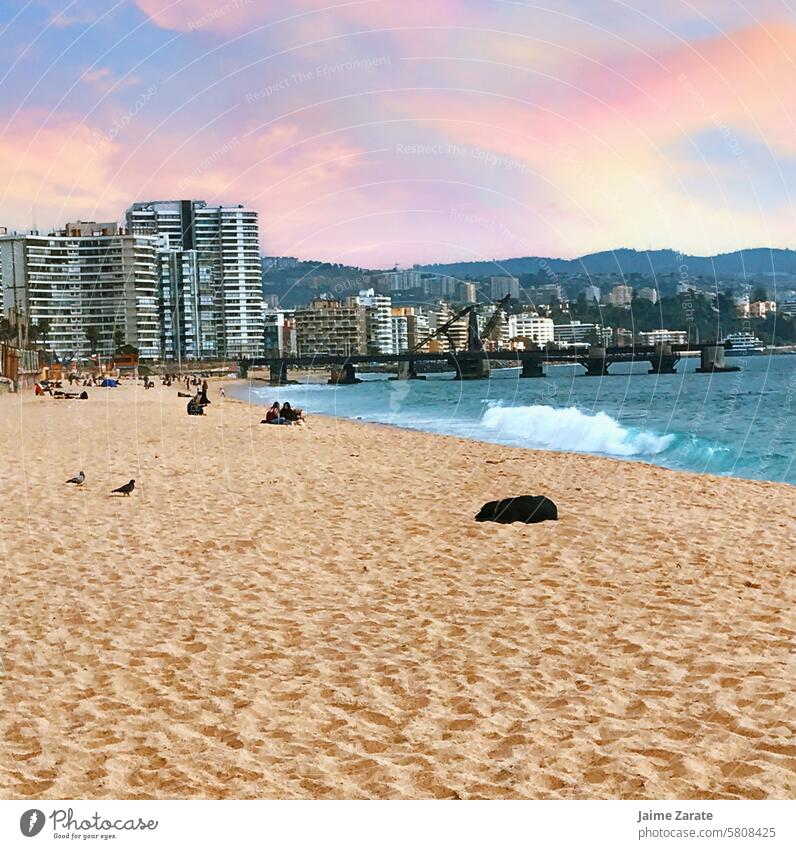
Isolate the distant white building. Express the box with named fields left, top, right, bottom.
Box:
left=607, top=284, right=633, bottom=306
left=508, top=313, right=555, bottom=346
left=532, top=283, right=563, bottom=304
left=637, top=329, right=687, bottom=345
left=733, top=293, right=751, bottom=317
left=554, top=320, right=611, bottom=346
left=1, top=222, right=160, bottom=360
left=390, top=313, right=409, bottom=353
left=424, top=275, right=459, bottom=299
left=749, top=300, right=776, bottom=318
left=356, top=288, right=393, bottom=354
left=636, top=286, right=658, bottom=304
left=458, top=281, right=477, bottom=303
left=778, top=295, right=796, bottom=318
left=490, top=276, right=520, bottom=300
left=380, top=270, right=422, bottom=291
left=581, top=284, right=601, bottom=303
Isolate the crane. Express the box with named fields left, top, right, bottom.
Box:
left=473, top=295, right=512, bottom=351
left=412, top=294, right=512, bottom=354
left=412, top=304, right=476, bottom=353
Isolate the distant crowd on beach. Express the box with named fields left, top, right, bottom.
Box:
left=31, top=369, right=307, bottom=428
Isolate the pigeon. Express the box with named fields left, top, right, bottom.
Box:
left=111, top=479, right=135, bottom=496
left=66, top=471, right=85, bottom=486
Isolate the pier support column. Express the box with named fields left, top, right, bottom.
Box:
left=329, top=363, right=362, bottom=384
left=696, top=344, right=740, bottom=373
left=391, top=360, right=425, bottom=380
left=580, top=346, right=612, bottom=376
left=520, top=359, right=545, bottom=378
left=452, top=354, right=490, bottom=380
left=239, top=360, right=249, bottom=379
left=269, top=360, right=293, bottom=385
left=648, top=343, right=679, bottom=374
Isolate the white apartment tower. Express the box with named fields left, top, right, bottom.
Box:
left=1, top=222, right=159, bottom=359
left=127, top=200, right=264, bottom=358
left=355, top=288, right=393, bottom=354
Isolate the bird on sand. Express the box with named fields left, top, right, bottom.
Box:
left=111, top=479, right=135, bottom=496
left=66, top=471, right=85, bottom=485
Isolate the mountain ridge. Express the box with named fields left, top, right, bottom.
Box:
left=416, top=247, right=796, bottom=279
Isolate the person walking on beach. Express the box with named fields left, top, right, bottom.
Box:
left=200, top=379, right=210, bottom=406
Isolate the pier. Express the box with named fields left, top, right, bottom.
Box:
left=242, top=342, right=741, bottom=384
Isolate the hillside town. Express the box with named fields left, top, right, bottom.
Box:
left=3, top=199, right=796, bottom=380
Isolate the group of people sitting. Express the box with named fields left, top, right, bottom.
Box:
left=34, top=380, right=88, bottom=400
left=261, top=401, right=305, bottom=426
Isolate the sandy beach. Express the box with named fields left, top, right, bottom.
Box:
left=0, top=380, right=794, bottom=800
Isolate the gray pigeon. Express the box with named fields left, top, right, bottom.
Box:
left=111, top=479, right=135, bottom=496
left=66, top=471, right=85, bottom=485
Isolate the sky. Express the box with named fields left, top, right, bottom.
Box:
left=1, top=0, right=795, bottom=267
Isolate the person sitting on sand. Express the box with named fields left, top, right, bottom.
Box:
left=262, top=401, right=292, bottom=425
left=187, top=393, right=204, bottom=416
left=280, top=402, right=305, bottom=424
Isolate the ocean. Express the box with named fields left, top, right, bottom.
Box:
left=240, top=354, right=796, bottom=485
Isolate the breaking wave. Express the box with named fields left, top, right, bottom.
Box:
left=480, top=404, right=674, bottom=457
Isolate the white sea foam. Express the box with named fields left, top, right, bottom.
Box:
left=481, top=404, right=674, bottom=457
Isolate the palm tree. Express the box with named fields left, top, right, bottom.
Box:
left=85, top=325, right=102, bottom=354
left=28, top=318, right=51, bottom=344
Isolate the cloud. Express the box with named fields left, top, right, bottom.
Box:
left=4, top=1, right=795, bottom=264
left=0, top=112, right=130, bottom=228
left=46, top=5, right=99, bottom=28
left=81, top=65, right=143, bottom=93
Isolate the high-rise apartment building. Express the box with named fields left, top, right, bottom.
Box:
left=390, top=312, right=409, bottom=353
left=355, top=288, right=393, bottom=354
left=157, top=249, right=217, bottom=361
left=458, top=281, right=477, bottom=304
left=379, top=270, right=422, bottom=291
left=127, top=200, right=263, bottom=358
left=1, top=222, right=159, bottom=359
left=294, top=298, right=366, bottom=356
left=391, top=306, right=427, bottom=351
left=490, top=276, right=520, bottom=300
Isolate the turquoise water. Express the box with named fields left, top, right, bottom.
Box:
left=241, top=355, right=796, bottom=485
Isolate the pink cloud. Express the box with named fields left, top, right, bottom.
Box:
left=0, top=112, right=130, bottom=227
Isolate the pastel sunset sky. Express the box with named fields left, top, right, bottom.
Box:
left=1, top=0, right=795, bottom=266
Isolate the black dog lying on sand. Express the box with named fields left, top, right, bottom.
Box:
left=475, top=495, right=558, bottom=524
